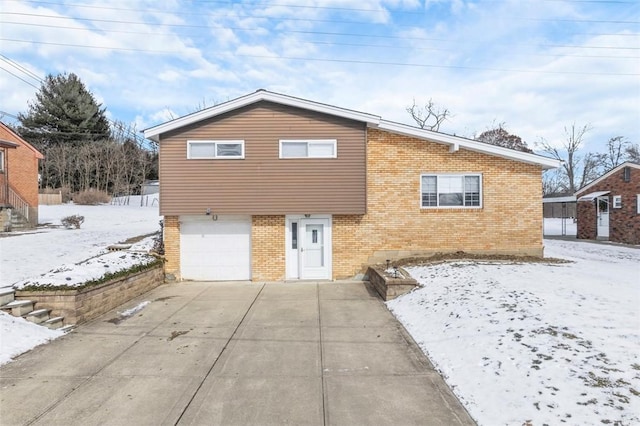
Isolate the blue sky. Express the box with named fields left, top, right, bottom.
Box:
left=0, top=0, right=638, bottom=153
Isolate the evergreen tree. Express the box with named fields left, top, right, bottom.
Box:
left=17, top=72, right=111, bottom=148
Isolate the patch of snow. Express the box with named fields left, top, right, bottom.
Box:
left=0, top=312, right=64, bottom=366
left=543, top=217, right=577, bottom=236
left=119, top=301, right=150, bottom=318
left=387, top=239, right=640, bottom=426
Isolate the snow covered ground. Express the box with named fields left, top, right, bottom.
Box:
left=543, top=217, right=577, bottom=236
left=0, top=196, right=160, bottom=287
left=0, top=196, right=160, bottom=365
left=388, top=239, right=640, bottom=426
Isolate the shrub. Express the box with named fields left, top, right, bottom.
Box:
left=61, top=214, right=85, bottom=229
left=73, top=189, right=111, bottom=205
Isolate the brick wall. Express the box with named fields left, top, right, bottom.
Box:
left=577, top=166, right=640, bottom=244
left=252, top=215, right=286, bottom=281
left=332, top=128, right=545, bottom=278
left=0, top=125, right=42, bottom=226
left=163, top=215, right=181, bottom=280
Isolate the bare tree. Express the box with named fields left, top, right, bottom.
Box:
left=625, top=143, right=640, bottom=164
left=406, top=98, right=451, bottom=131
left=602, top=136, right=630, bottom=170
left=542, top=170, right=567, bottom=196
left=537, top=123, right=599, bottom=193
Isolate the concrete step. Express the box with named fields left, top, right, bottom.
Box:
left=59, top=325, right=75, bottom=333
left=0, top=288, right=15, bottom=306
left=3, top=300, right=34, bottom=316
left=25, top=308, right=50, bottom=324
left=44, top=316, right=64, bottom=329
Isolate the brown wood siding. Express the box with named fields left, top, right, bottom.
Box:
left=159, top=101, right=366, bottom=216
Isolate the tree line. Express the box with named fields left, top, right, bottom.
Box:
left=11, top=73, right=157, bottom=197
left=407, top=99, right=639, bottom=195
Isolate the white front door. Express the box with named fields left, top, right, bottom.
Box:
left=286, top=216, right=331, bottom=280
left=597, top=196, right=609, bottom=239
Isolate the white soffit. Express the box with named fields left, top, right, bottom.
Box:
left=577, top=191, right=610, bottom=202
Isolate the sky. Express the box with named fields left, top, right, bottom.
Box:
left=0, top=0, right=638, bottom=154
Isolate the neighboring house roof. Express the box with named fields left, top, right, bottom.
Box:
left=575, top=162, right=640, bottom=196
left=542, top=196, right=576, bottom=203
left=144, top=89, right=561, bottom=170
left=0, top=122, right=44, bottom=159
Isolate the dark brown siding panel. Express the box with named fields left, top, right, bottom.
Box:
left=159, top=101, right=366, bottom=215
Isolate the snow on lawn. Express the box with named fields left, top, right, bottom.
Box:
left=387, top=239, right=640, bottom=426
left=0, top=196, right=160, bottom=366
left=0, top=196, right=161, bottom=287
left=0, top=312, right=64, bottom=365
left=543, top=217, right=577, bottom=236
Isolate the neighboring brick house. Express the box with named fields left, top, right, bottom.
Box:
left=144, top=90, right=560, bottom=282
left=575, top=162, right=640, bottom=244
left=0, top=122, right=44, bottom=229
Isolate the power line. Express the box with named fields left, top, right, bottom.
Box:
left=2, top=12, right=638, bottom=50
left=2, top=21, right=638, bottom=60
left=0, top=65, right=40, bottom=89
left=2, top=38, right=637, bottom=76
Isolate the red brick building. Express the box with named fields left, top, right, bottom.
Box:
left=0, top=122, right=44, bottom=229
left=576, top=162, right=640, bottom=244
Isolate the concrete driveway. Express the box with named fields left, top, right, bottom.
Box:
left=0, top=281, right=475, bottom=425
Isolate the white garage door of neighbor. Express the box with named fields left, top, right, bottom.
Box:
left=180, top=215, right=251, bottom=281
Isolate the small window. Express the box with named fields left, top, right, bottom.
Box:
left=637, top=195, right=640, bottom=214
left=187, top=140, right=244, bottom=159
left=279, top=140, right=337, bottom=159
left=421, top=174, right=482, bottom=208
left=0, top=150, right=4, bottom=172
left=613, top=195, right=622, bottom=209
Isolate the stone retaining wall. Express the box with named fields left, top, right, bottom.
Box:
left=15, top=265, right=163, bottom=325
left=366, top=266, right=417, bottom=301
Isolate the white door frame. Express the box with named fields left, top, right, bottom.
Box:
left=596, top=196, right=610, bottom=239
left=285, top=214, right=332, bottom=280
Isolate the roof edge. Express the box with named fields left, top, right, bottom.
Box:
left=0, top=122, right=44, bottom=159
left=575, top=162, right=640, bottom=195
left=376, top=120, right=562, bottom=170
left=143, top=89, right=381, bottom=142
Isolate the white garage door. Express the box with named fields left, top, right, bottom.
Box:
left=180, top=215, right=251, bottom=281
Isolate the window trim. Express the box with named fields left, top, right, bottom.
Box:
left=612, top=195, right=622, bottom=209
left=637, top=195, right=640, bottom=214
left=279, top=139, right=337, bottom=159
left=420, top=173, right=483, bottom=209
left=187, top=140, right=245, bottom=159
left=0, top=149, right=4, bottom=172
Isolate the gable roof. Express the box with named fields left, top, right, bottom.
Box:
left=0, top=122, right=44, bottom=159
left=575, top=162, right=640, bottom=195
left=143, top=89, right=561, bottom=170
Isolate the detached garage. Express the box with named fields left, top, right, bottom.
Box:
left=179, top=215, right=251, bottom=281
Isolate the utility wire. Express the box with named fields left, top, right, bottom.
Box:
left=2, top=21, right=638, bottom=60
left=1, top=12, right=638, bottom=51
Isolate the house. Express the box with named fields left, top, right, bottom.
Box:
left=143, top=90, right=560, bottom=282
left=0, top=122, right=44, bottom=230
left=575, top=162, right=640, bottom=244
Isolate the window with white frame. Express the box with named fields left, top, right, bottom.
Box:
left=613, top=195, right=622, bottom=209
left=0, top=150, right=4, bottom=172
left=279, top=140, right=337, bottom=159
left=421, top=174, right=482, bottom=208
left=637, top=195, right=640, bottom=214
left=187, top=140, right=244, bottom=159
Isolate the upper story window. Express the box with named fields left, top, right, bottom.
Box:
left=421, top=174, right=482, bottom=208
left=612, top=195, right=622, bottom=209
left=187, top=140, right=244, bottom=159
left=279, top=139, right=337, bottom=159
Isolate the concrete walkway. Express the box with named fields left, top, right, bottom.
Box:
left=0, top=281, right=475, bottom=425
